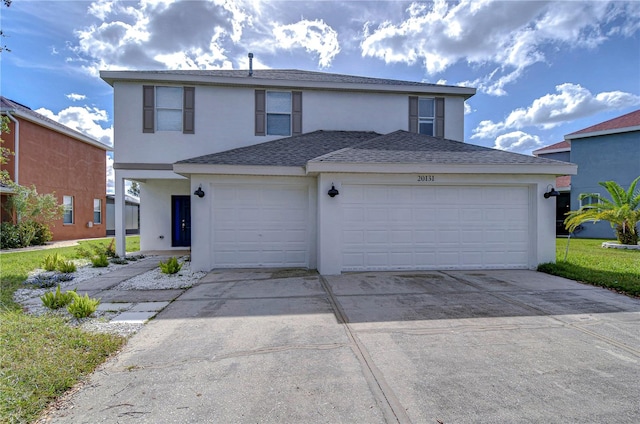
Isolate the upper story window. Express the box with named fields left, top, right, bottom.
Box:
left=267, top=91, right=292, bottom=136
left=409, top=96, right=445, bottom=138
left=63, top=196, right=74, bottom=225
left=418, top=98, right=435, bottom=136
left=255, top=90, right=302, bottom=137
left=143, top=85, right=194, bottom=134
left=93, top=198, right=102, bottom=224
left=580, top=194, right=602, bottom=208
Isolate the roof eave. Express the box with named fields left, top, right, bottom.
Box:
left=100, top=71, right=476, bottom=98
left=173, top=163, right=307, bottom=176
left=565, top=125, right=640, bottom=140
left=305, top=162, right=578, bottom=176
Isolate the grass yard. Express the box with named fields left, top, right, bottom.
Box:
left=0, top=236, right=139, bottom=424
left=538, top=238, right=640, bottom=297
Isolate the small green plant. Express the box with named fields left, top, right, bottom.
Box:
left=159, top=257, right=182, bottom=274
left=91, top=253, right=109, bottom=268
left=41, top=286, right=78, bottom=310
left=110, top=257, right=129, bottom=265
left=67, top=294, right=100, bottom=318
left=42, top=253, right=61, bottom=271
left=56, top=259, right=77, bottom=273
left=27, top=273, right=74, bottom=288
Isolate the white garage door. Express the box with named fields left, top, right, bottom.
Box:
left=212, top=184, right=310, bottom=268
left=342, top=185, right=530, bottom=271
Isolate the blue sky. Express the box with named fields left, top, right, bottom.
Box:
left=1, top=0, right=639, bottom=193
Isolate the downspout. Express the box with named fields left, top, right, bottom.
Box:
left=5, top=111, right=19, bottom=184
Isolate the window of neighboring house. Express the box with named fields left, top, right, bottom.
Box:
left=418, top=98, right=435, bottom=136
left=93, top=199, right=102, bottom=224
left=266, top=91, right=292, bottom=136
left=63, top=196, right=74, bottom=224
left=143, top=85, right=195, bottom=134
left=580, top=194, right=601, bottom=207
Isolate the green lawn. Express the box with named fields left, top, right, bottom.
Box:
left=538, top=238, right=640, bottom=297
left=0, top=236, right=139, bottom=424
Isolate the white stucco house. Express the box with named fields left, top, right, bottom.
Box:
left=101, top=68, right=576, bottom=274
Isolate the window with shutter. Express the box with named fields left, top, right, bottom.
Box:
left=256, top=90, right=302, bottom=136
left=409, top=96, right=445, bottom=137
left=142, top=86, right=195, bottom=134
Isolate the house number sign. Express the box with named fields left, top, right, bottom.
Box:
left=417, top=175, right=435, bottom=182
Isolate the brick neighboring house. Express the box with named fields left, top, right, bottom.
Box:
left=1, top=97, right=111, bottom=241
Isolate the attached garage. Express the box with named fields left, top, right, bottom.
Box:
left=209, top=180, right=316, bottom=269
left=341, top=184, right=530, bottom=271
left=176, top=130, right=576, bottom=274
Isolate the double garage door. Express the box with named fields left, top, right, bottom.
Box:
left=341, top=184, right=530, bottom=270
left=210, top=183, right=530, bottom=271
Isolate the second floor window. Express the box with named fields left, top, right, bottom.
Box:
left=156, top=87, right=183, bottom=131
left=267, top=91, right=292, bottom=136
left=93, top=198, right=102, bottom=224
left=143, top=85, right=195, bottom=134
left=63, top=196, right=74, bottom=225
left=418, top=98, right=435, bottom=136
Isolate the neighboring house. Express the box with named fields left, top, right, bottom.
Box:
left=565, top=109, right=640, bottom=239
left=101, top=68, right=575, bottom=274
left=532, top=141, right=572, bottom=235
left=0, top=97, right=110, bottom=241
left=106, top=194, right=140, bottom=236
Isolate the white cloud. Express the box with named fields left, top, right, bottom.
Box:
left=66, top=93, right=86, bottom=101
left=493, top=131, right=543, bottom=153
left=472, top=83, right=640, bottom=140
left=360, top=0, right=640, bottom=95
left=272, top=19, right=340, bottom=68
left=106, top=153, right=115, bottom=194
left=34, top=106, right=113, bottom=147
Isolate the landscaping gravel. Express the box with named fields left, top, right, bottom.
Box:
left=13, top=256, right=205, bottom=337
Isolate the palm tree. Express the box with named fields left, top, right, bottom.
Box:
left=564, top=176, right=640, bottom=245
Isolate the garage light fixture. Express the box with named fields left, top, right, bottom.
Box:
left=328, top=184, right=339, bottom=198
left=543, top=185, right=560, bottom=199
left=194, top=185, right=205, bottom=198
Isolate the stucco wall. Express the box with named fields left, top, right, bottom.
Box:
left=113, top=82, right=468, bottom=165
left=1, top=117, right=107, bottom=241
left=139, top=179, right=190, bottom=251
left=570, top=131, right=640, bottom=239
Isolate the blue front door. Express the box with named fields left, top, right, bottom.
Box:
left=172, top=195, right=191, bottom=247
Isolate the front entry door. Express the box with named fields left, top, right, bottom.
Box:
left=172, top=195, right=191, bottom=247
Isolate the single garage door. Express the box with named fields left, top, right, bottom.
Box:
left=212, top=184, right=310, bottom=268
left=342, top=185, right=530, bottom=271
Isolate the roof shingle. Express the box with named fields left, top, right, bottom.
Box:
left=567, top=109, right=640, bottom=137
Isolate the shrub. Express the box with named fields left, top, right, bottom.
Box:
left=159, top=257, right=182, bottom=274
left=41, top=286, right=78, bottom=310
left=0, top=221, right=52, bottom=249
left=91, top=254, right=109, bottom=268
left=43, top=253, right=61, bottom=272
left=27, top=221, right=53, bottom=246
left=56, top=259, right=77, bottom=273
left=67, top=294, right=100, bottom=318
left=26, top=273, right=74, bottom=288
left=0, top=221, right=20, bottom=249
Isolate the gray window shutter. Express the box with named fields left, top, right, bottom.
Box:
left=183, top=87, right=195, bottom=134
left=255, top=90, right=266, bottom=136
left=292, top=91, right=302, bottom=135
left=435, top=97, right=445, bottom=138
left=143, top=85, right=155, bottom=133
left=408, top=96, right=418, bottom=133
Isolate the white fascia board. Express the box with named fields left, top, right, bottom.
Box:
left=565, top=126, right=640, bottom=140
left=173, top=163, right=306, bottom=176
left=305, top=162, right=578, bottom=176
left=7, top=111, right=111, bottom=151
left=115, top=168, right=187, bottom=181
left=100, top=71, right=476, bottom=99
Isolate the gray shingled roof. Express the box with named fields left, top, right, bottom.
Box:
left=176, top=131, right=381, bottom=167
left=0, top=96, right=109, bottom=149
left=103, top=69, right=462, bottom=89
left=311, top=131, right=566, bottom=165
left=177, top=130, right=567, bottom=168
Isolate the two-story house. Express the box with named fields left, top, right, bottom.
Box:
left=101, top=68, right=575, bottom=274
left=534, top=109, right=640, bottom=239
left=1, top=97, right=110, bottom=241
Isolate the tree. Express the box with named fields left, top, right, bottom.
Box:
left=1, top=115, right=13, bottom=185
left=127, top=180, right=140, bottom=197
left=564, top=176, right=640, bottom=245
left=0, top=0, right=11, bottom=53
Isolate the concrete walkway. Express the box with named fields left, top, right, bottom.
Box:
left=42, top=269, right=640, bottom=423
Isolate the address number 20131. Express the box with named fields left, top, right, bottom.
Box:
left=417, top=175, right=435, bottom=182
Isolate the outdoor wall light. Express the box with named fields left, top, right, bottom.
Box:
left=194, top=185, right=205, bottom=198
left=543, top=184, right=560, bottom=199
left=327, top=184, right=339, bottom=198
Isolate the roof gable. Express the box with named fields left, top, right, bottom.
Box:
left=532, top=140, right=570, bottom=155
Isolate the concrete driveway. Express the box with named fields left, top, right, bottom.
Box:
left=47, top=270, right=640, bottom=423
